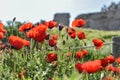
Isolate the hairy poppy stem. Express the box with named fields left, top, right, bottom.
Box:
left=11, top=22, right=14, bottom=35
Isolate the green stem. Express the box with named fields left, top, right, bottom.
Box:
left=14, top=52, right=17, bottom=72
left=11, top=22, right=14, bottom=35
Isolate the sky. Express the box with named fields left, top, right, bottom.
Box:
left=0, top=0, right=120, bottom=24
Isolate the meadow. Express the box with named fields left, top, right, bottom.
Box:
left=0, top=19, right=120, bottom=80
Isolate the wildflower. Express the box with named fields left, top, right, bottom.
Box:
left=32, top=24, right=47, bottom=43
left=106, top=65, right=115, bottom=72
left=81, top=49, right=88, bottom=56
left=72, top=18, right=86, bottom=27
left=0, top=22, right=4, bottom=28
left=77, top=31, right=86, bottom=40
left=26, top=29, right=33, bottom=38
left=19, top=22, right=33, bottom=32
left=46, top=53, right=57, bottom=63
left=0, top=22, right=7, bottom=33
left=115, top=67, right=120, bottom=73
left=81, top=60, right=101, bottom=73
left=67, top=27, right=76, bottom=39
left=75, top=62, right=83, bottom=73
left=9, top=36, right=30, bottom=50
left=0, top=32, right=4, bottom=39
left=49, top=39, right=57, bottom=47
left=115, top=57, right=120, bottom=64
left=106, top=55, right=115, bottom=63
left=45, top=21, right=57, bottom=29
left=52, top=34, right=59, bottom=40
left=92, top=38, right=104, bottom=49
left=100, top=58, right=109, bottom=67
left=76, top=51, right=84, bottom=59
left=76, top=49, right=88, bottom=59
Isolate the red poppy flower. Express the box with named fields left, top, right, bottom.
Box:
left=106, top=55, right=115, bottom=63
left=0, top=22, right=4, bottom=28
left=77, top=31, right=86, bottom=40
left=115, top=57, right=120, bottom=64
left=45, top=21, right=57, bottom=29
left=26, top=29, right=33, bottom=38
left=92, top=38, right=104, bottom=49
left=49, top=39, right=57, bottom=47
left=52, top=34, right=59, bottom=40
left=72, top=19, right=86, bottom=27
left=115, top=67, right=120, bottom=73
left=106, top=65, right=115, bottom=72
left=9, top=36, right=30, bottom=50
left=81, top=49, right=88, bottom=56
left=67, top=27, right=76, bottom=39
left=100, top=58, right=109, bottom=67
left=75, top=62, right=83, bottom=73
left=76, top=51, right=84, bottom=59
left=32, top=24, right=47, bottom=43
left=81, top=60, right=101, bottom=73
left=0, top=22, right=7, bottom=33
left=0, top=32, right=4, bottom=39
left=46, top=53, right=57, bottom=63
left=0, top=28, right=7, bottom=33
left=19, top=22, right=33, bottom=32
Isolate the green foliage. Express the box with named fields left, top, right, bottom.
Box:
left=1, top=26, right=120, bottom=80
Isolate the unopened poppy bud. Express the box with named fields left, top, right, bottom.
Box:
left=66, top=35, right=68, bottom=40
left=54, top=45, right=58, bottom=51
left=63, top=40, right=66, bottom=45
left=58, top=24, right=64, bottom=31
left=13, top=17, right=16, bottom=22
left=46, top=34, right=50, bottom=40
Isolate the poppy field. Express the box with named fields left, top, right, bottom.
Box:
left=0, top=18, right=120, bottom=80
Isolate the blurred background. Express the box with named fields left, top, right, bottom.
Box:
left=0, top=0, right=120, bottom=30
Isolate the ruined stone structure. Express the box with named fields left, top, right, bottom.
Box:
left=75, top=2, right=120, bottom=30
left=53, top=13, right=70, bottom=26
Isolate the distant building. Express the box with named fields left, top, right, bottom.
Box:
left=53, top=13, right=70, bottom=26
left=75, top=2, right=120, bottom=30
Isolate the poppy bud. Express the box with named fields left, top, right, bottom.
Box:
left=46, top=34, right=50, bottom=40
left=54, top=45, right=58, bottom=51
left=13, top=17, right=16, bottom=22
left=58, top=24, right=64, bottom=31
left=62, top=40, right=66, bottom=45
